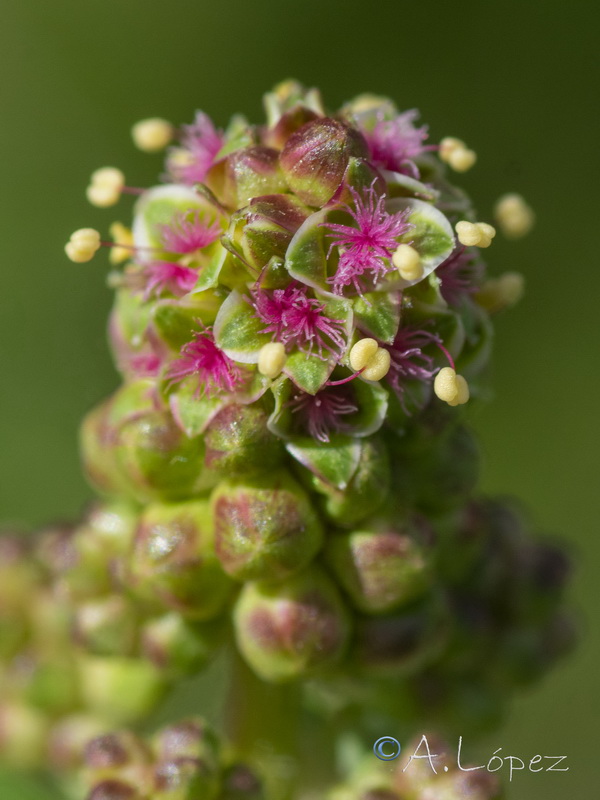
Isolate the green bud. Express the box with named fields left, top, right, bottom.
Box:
left=219, top=763, right=266, bottom=800
left=47, top=714, right=109, bottom=771
left=324, top=519, right=435, bottom=614
left=233, top=565, right=351, bottom=682
left=207, top=146, right=287, bottom=208
left=298, top=438, right=391, bottom=527
left=141, top=613, right=224, bottom=677
left=352, top=591, right=450, bottom=677
left=21, top=654, right=81, bottom=715
left=0, top=702, right=50, bottom=768
left=129, top=500, right=233, bottom=619
left=87, top=781, right=144, bottom=800
left=152, top=718, right=220, bottom=769
left=78, top=656, right=166, bottom=724
left=226, top=193, right=309, bottom=273
left=393, top=425, right=480, bottom=515
left=212, top=472, right=323, bottom=582
left=154, top=757, right=221, bottom=800
left=0, top=535, right=40, bottom=658
left=43, top=503, right=137, bottom=601
left=280, top=118, right=369, bottom=207
left=74, top=595, right=139, bottom=656
left=263, top=80, right=324, bottom=129
left=115, top=408, right=213, bottom=503
left=204, top=403, right=283, bottom=478
left=84, top=730, right=150, bottom=777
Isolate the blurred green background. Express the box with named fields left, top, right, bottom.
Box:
left=0, top=1, right=598, bottom=797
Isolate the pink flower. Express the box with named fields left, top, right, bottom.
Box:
left=158, top=210, right=221, bottom=254
left=250, top=283, right=346, bottom=359
left=142, top=261, right=198, bottom=299
left=437, top=247, right=483, bottom=306
left=287, top=386, right=358, bottom=443
left=166, top=328, right=244, bottom=398
left=384, top=327, right=441, bottom=410
left=361, top=110, right=431, bottom=178
left=167, top=112, right=224, bottom=185
left=322, top=184, right=412, bottom=296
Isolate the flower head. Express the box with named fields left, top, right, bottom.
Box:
left=166, top=328, right=243, bottom=397
left=384, top=326, right=441, bottom=408
left=361, top=110, right=430, bottom=178
left=167, top=112, right=224, bottom=185
left=322, top=184, right=412, bottom=296
left=141, top=260, right=198, bottom=299
left=287, top=385, right=358, bottom=443
left=158, top=210, right=221, bottom=254
left=437, top=247, right=483, bottom=306
left=323, top=184, right=411, bottom=294
left=250, top=283, right=346, bottom=359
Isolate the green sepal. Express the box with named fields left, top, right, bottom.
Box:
left=215, top=114, right=255, bottom=160
left=455, top=301, right=494, bottom=379
left=353, top=290, right=402, bottom=344
left=192, top=242, right=228, bottom=293
left=405, top=299, right=466, bottom=361
left=385, top=170, right=440, bottom=202
left=268, top=374, right=388, bottom=439
left=286, top=436, right=362, bottom=490
left=168, top=383, right=228, bottom=438
left=132, top=184, right=222, bottom=252
left=169, top=372, right=269, bottom=439
left=384, top=197, right=454, bottom=289
left=285, top=208, right=330, bottom=291
left=152, top=296, right=219, bottom=351
left=282, top=350, right=335, bottom=394
left=213, top=290, right=272, bottom=362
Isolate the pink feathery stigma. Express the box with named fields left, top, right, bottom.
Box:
left=383, top=327, right=442, bottom=410
left=158, top=210, right=221, bottom=254
left=437, top=247, right=484, bottom=306
left=167, top=111, right=224, bottom=185
left=142, top=261, right=198, bottom=299
left=287, top=386, right=358, bottom=443
left=322, top=184, right=412, bottom=296
left=166, top=328, right=243, bottom=398
left=250, top=284, right=346, bottom=359
left=128, top=352, right=162, bottom=378
left=361, top=110, right=432, bottom=178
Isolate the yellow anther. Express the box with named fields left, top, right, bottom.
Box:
left=433, top=367, right=470, bottom=406
left=131, top=118, right=174, bottom=153
left=439, top=137, right=477, bottom=172
left=392, top=244, right=424, bottom=281
left=349, top=338, right=391, bottom=381
left=361, top=348, right=391, bottom=381
left=447, top=374, right=470, bottom=406
left=349, top=338, right=379, bottom=371
left=65, top=228, right=101, bottom=263
left=108, top=222, right=134, bottom=265
left=86, top=167, right=125, bottom=208
left=447, top=146, right=477, bottom=172
left=258, top=342, right=287, bottom=379
left=168, top=148, right=196, bottom=169
left=475, top=272, right=525, bottom=313
left=494, top=193, right=535, bottom=239
left=455, top=220, right=496, bottom=248
left=439, top=137, right=465, bottom=159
